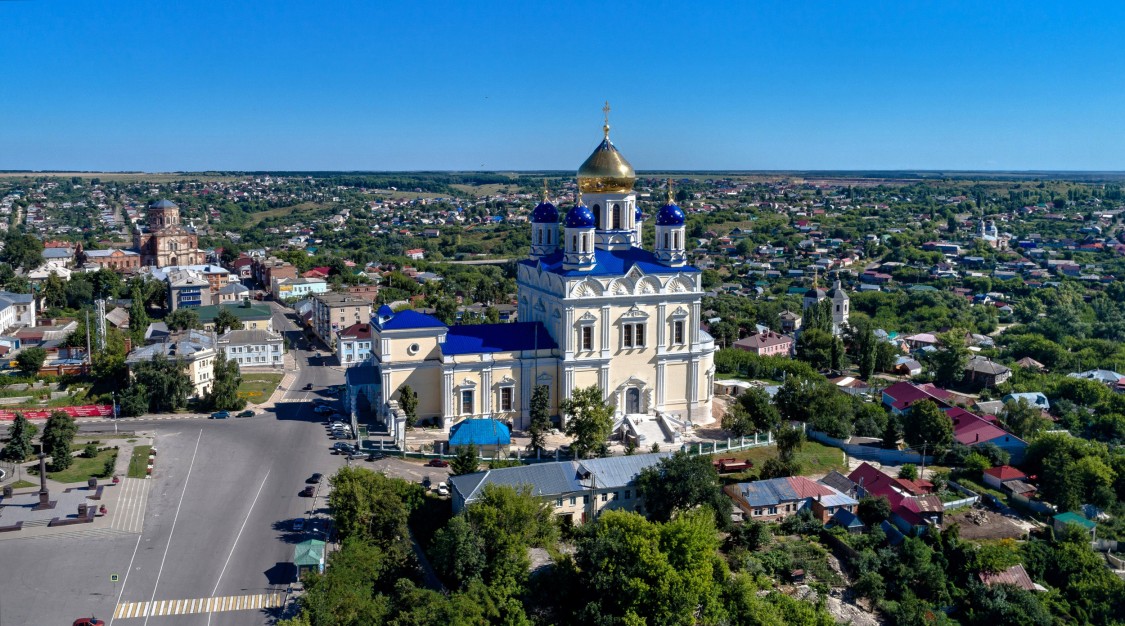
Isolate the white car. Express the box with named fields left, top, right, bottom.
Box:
left=437, top=482, right=449, bottom=497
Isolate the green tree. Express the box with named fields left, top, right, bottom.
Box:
left=736, top=386, right=781, bottom=434
left=204, top=352, right=245, bottom=411
left=450, top=443, right=480, bottom=476
left=457, top=483, right=555, bottom=596
left=429, top=515, right=485, bottom=590
left=527, top=384, right=550, bottom=453
left=903, top=400, right=953, bottom=453
left=41, top=271, right=67, bottom=309
left=0, top=231, right=44, bottom=271
left=398, top=385, right=418, bottom=428
left=875, top=340, right=899, bottom=373
left=125, top=355, right=193, bottom=414
left=213, top=307, right=244, bottom=334
left=999, top=398, right=1049, bottom=440
left=849, top=319, right=878, bottom=379
left=327, top=465, right=416, bottom=552
left=635, top=451, right=733, bottom=529
left=795, top=327, right=835, bottom=369
left=15, top=347, right=47, bottom=377
left=857, top=495, right=892, bottom=526
left=0, top=413, right=37, bottom=462
left=927, top=329, right=969, bottom=387
left=899, top=463, right=918, bottom=480
left=164, top=308, right=201, bottom=331
left=41, top=410, right=78, bottom=471
left=129, top=281, right=150, bottom=347
left=560, top=385, right=613, bottom=459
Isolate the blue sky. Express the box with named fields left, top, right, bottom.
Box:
left=2, top=1, right=1122, bottom=171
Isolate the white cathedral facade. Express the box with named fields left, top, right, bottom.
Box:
left=346, top=119, right=716, bottom=441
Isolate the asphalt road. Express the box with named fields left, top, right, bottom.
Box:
left=0, top=305, right=360, bottom=626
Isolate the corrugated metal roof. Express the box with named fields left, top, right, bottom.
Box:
left=441, top=322, right=557, bottom=355
left=449, top=419, right=511, bottom=446
left=577, top=453, right=671, bottom=489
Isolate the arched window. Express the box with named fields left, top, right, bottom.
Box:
left=673, top=232, right=680, bottom=249
left=593, top=205, right=602, bottom=230
left=664, top=232, right=670, bottom=248
left=612, top=204, right=621, bottom=229
left=572, top=235, right=577, bottom=251
left=537, top=229, right=543, bottom=244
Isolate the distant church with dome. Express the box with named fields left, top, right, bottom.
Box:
left=347, top=113, right=717, bottom=446
left=132, top=199, right=205, bottom=267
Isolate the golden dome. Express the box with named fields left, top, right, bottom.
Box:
left=577, top=135, right=636, bottom=193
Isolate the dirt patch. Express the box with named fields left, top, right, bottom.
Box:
left=946, top=506, right=1029, bottom=540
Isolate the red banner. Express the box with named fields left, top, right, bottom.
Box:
left=0, top=405, right=113, bottom=420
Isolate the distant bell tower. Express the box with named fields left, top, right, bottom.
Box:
left=654, top=180, right=686, bottom=267
left=529, top=181, right=560, bottom=260
left=562, top=194, right=596, bottom=271
left=577, top=102, right=639, bottom=251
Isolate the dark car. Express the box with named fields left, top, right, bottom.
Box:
left=303, top=383, right=314, bottom=391
left=332, top=442, right=353, bottom=453
left=209, top=411, right=230, bottom=419
left=299, top=486, right=315, bottom=497
left=426, top=458, right=450, bottom=468
left=292, top=518, right=305, bottom=532
left=236, top=410, right=255, bottom=418
left=366, top=452, right=385, bottom=462
left=307, top=473, right=323, bottom=484
left=422, top=476, right=432, bottom=488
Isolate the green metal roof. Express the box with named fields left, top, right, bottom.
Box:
left=1053, top=511, right=1095, bottom=529
left=293, top=539, right=326, bottom=566
left=195, top=303, right=272, bottom=322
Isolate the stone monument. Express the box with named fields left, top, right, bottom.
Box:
left=32, top=452, right=55, bottom=510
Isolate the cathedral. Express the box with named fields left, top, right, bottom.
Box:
left=347, top=116, right=717, bottom=441
left=133, top=199, right=205, bottom=267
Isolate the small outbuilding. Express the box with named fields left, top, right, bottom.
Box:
left=293, top=538, right=326, bottom=579
left=448, top=418, right=511, bottom=457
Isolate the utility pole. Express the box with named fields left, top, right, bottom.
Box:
left=85, top=310, right=92, bottom=370
left=95, top=299, right=107, bottom=351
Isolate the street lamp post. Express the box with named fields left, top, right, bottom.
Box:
left=112, top=391, right=118, bottom=434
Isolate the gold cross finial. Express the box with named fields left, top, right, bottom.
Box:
left=541, top=179, right=549, bottom=202
left=602, top=101, right=611, bottom=137
left=667, top=178, right=675, bottom=203
left=576, top=190, right=584, bottom=206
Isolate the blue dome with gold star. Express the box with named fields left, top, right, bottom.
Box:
left=635, top=206, right=643, bottom=221
left=531, top=200, right=559, bottom=224
left=565, top=203, right=595, bottom=228
left=655, top=202, right=685, bottom=226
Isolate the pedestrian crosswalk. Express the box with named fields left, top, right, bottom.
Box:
left=113, top=593, right=285, bottom=619
left=109, top=477, right=150, bottom=534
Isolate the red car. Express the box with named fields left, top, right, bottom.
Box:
left=74, top=619, right=105, bottom=626
left=426, top=458, right=449, bottom=468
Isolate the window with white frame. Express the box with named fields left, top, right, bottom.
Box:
left=460, top=390, right=474, bottom=415
left=580, top=326, right=593, bottom=351
left=672, top=320, right=684, bottom=345
left=499, top=386, right=513, bottom=412
left=622, top=322, right=645, bottom=348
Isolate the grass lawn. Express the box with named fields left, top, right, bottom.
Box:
left=8, top=479, right=36, bottom=490
left=128, top=445, right=152, bottom=479
left=238, top=373, right=284, bottom=402
left=30, top=449, right=117, bottom=484
left=713, top=440, right=847, bottom=478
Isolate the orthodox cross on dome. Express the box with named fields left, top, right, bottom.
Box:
left=667, top=178, right=675, bottom=203
left=602, top=101, right=611, bottom=137
left=542, top=179, right=549, bottom=202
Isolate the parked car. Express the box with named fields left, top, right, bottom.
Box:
left=437, top=482, right=450, bottom=497
left=210, top=411, right=230, bottom=419
left=314, top=405, right=333, bottom=414
left=366, top=452, right=385, bottom=461
left=292, top=518, right=305, bottom=532
left=421, top=476, right=431, bottom=488
left=347, top=451, right=364, bottom=460
left=236, top=410, right=255, bottom=418
left=73, top=618, right=105, bottom=626
left=307, top=473, right=323, bottom=484
left=332, top=442, right=354, bottom=453
left=426, top=458, right=450, bottom=468
left=304, top=383, right=314, bottom=391
left=299, top=486, right=315, bottom=497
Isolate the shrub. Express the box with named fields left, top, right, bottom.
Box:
left=82, top=443, right=99, bottom=458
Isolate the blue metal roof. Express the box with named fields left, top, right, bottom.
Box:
left=520, top=247, right=701, bottom=277
left=449, top=419, right=511, bottom=447
left=737, top=478, right=800, bottom=507
left=655, top=202, right=685, bottom=226
left=379, top=309, right=447, bottom=331
left=376, top=304, right=395, bottom=317
left=565, top=204, right=595, bottom=228
left=441, top=322, right=557, bottom=355
left=532, top=201, right=559, bottom=224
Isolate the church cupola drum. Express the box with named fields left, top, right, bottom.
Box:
left=579, top=102, right=640, bottom=251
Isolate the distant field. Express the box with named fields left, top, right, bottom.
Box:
left=0, top=172, right=243, bottom=183
left=450, top=183, right=515, bottom=196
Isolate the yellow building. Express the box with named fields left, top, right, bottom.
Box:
left=347, top=119, right=716, bottom=445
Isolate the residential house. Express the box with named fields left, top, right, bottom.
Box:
left=217, top=329, right=284, bottom=368
left=982, top=465, right=1029, bottom=492
left=848, top=462, right=943, bottom=534
left=778, top=310, right=802, bottom=333
left=732, top=331, right=793, bottom=357
left=1001, top=392, right=1049, bottom=411
left=274, top=276, right=329, bottom=300
left=311, top=293, right=372, bottom=349
left=166, top=268, right=213, bottom=311
left=336, top=322, right=373, bottom=366
left=964, top=355, right=1011, bottom=387
left=449, top=453, right=671, bottom=525
left=216, top=282, right=251, bottom=304
left=194, top=302, right=274, bottom=332
left=85, top=248, right=141, bottom=271
left=724, top=476, right=857, bottom=523
left=405, top=248, right=425, bottom=260
left=0, top=291, right=36, bottom=333
left=125, top=330, right=216, bottom=398
left=1052, top=512, right=1096, bottom=538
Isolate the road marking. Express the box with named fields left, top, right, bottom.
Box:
left=207, top=468, right=271, bottom=624
left=142, top=428, right=203, bottom=626
left=113, top=593, right=284, bottom=619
